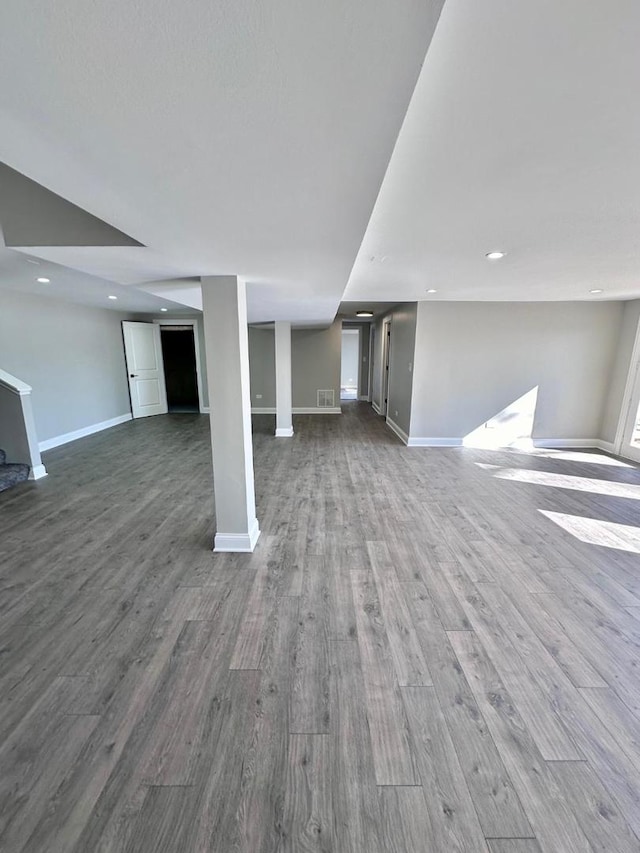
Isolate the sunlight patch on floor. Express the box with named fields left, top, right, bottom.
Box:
left=540, top=510, right=640, bottom=554
left=527, top=449, right=633, bottom=468
left=476, top=463, right=640, bottom=500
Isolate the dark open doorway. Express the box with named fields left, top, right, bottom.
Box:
left=160, top=326, right=200, bottom=412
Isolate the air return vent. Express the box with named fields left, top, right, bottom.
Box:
left=317, top=389, right=335, bottom=408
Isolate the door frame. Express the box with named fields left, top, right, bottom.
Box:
left=381, top=317, right=392, bottom=417
left=340, top=325, right=361, bottom=400
left=153, top=318, right=207, bottom=413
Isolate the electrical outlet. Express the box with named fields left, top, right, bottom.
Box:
left=256, top=394, right=263, bottom=399
left=395, top=410, right=398, bottom=417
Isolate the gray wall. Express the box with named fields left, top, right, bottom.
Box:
left=372, top=317, right=384, bottom=411
left=371, top=304, right=417, bottom=435
left=387, top=304, right=417, bottom=434
left=0, top=289, right=132, bottom=442
left=292, top=320, right=341, bottom=408
left=410, top=301, right=623, bottom=441
left=248, top=319, right=341, bottom=409
left=248, top=327, right=276, bottom=407
left=600, top=300, right=640, bottom=443
left=359, top=323, right=371, bottom=399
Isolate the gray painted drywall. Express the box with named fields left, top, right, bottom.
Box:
left=359, top=323, right=371, bottom=398
left=0, top=289, right=132, bottom=442
left=600, top=300, right=640, bottom=443
left=248, top=321, right=341, bottom=409
left=386, top=304, right=417, bottom=435
left=372, top=317, right=384, bottom=411
left=341, top=330, right=360, bottom=389
left=248, top=327, right=277, bottom=407
left=292, top=320, right=342, bottom=408
left=370, top=304, right=417, bottom=434
left=410, top=301, right=623, bottom=441
left=0, top=163, right=140, bottom=247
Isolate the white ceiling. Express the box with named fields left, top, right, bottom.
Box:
left=345, top=0, right=640, bottom=304
left=3, top=1, right=640, bottom=320
left=339, top=301, right=400, bottom=320
left=0, top=0, right=442, bottom=324
left=0, top=247, right=193, bottom=315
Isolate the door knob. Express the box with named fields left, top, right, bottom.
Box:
left=130, top=374, right=138, bottom=378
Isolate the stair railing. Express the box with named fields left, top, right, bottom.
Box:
left=0, top=368, right=47, bottom=479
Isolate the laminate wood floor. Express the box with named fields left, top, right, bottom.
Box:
left=2, top=402, right=640, bottom=852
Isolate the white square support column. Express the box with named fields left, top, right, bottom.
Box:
left=274, top=320, right=294, bottom=437
left=201, top=276, right=260, bottom=552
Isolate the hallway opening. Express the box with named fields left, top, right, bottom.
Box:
left=160, top=326, right=200, bottom=413
left=340, top=327, right=360, bottom=400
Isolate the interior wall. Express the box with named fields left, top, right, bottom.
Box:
left=387, top=304, right=417, bottom=434
left=292, top=320, right=342, bottom=408
left=248, top=327, right=276, bottom=408
left=248, top=319, right=342, bottom=409
left=0, top=289, right=133, bottom=442
left=600, top=299, right=640, bottom=444
left=371, top=304, right=417, bottom=434
left=359, top=323, right=371, bottom=399
left=410, top=301, right=623, bottom=441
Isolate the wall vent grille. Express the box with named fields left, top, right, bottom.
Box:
left=317, top=389, right=335, bottom=408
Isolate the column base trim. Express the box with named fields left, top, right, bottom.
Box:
left=214, top=519, right=261, bottom=553
left=29, top=464, right=48, bottom=480
left=275, top=427, right=294, bottom=437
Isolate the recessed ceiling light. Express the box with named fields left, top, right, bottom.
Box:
left=426, top=289, right=437, bottom=294
left=356, top=311, right=373, bottom=317
left=160, top=308, right=168, bottom=312
left=486, top=251, right=506, bottom=260
left=36, top=277, right=50, bottom=283
left=108, top=295, right=118, bottom=300
left=589, top=289, right=603, bottom=294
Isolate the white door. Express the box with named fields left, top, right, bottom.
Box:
left=122, top=321, right=168, bottom=418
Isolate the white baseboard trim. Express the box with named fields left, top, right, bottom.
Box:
left=386, top=417, right=409, bottom=445
left=252, top=407, right=341, bottom=415
left=29, top=464, right=48, bottom=480
left=39, top=413, right=133, bottom=452
left=200, top=406, right=210, bottom=413
left=275, top=426, right=294, bottom=437
left=595, top=439, right=616, bottom=453
left=214, top=519, right=261, bottom=553
left=293, top=406, right=342, bottom=415
left=358, top=395, right=368, bottom=401
left=533, top=438, right=601, bottom=449
left=407, top=437, right=463, bottom=447
left=405, top=437, right=614, bottom=451
left=372, top=401, right=382, bottom=415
